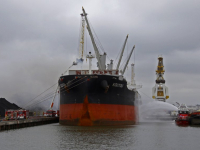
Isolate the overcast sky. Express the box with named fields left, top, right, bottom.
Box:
left=0, top=0, right=200, bottom=109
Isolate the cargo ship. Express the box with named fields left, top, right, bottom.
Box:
left=58, top=7, right=140, bottom=126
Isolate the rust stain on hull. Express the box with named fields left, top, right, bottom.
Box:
left=78, top=95, right=93, bottom=126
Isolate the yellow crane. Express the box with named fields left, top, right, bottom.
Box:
left=152, top=56, right=169, bottom=102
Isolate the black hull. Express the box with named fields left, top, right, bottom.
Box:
left=59, top=75, right=137, bottom=105
left=58, top=74, right=139, bottom=126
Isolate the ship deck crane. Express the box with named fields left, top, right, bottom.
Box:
left=82, top=7, right=106, bottom=71
left=79, top=13, right=86, bottom=61
left=122, top=45, right=135, bottom=76
left=116, top=35, right=129, bottom=70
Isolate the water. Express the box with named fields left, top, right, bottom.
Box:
left=0, top=121, right=199, bottom=150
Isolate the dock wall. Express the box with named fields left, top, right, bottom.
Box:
left=0, top=117, right=59, bottom=131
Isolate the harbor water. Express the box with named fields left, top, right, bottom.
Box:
left=0, top=121, right=199, bottom=150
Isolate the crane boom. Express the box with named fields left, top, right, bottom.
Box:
left=122, top=45, right=135, bottom=75
left=82, top=7, right=103, bottom=70
left=79, top=13, right=86, bottom=59
left=116, top=34, right=129, bottom=70
left=49, top=86, right=59, bottom=109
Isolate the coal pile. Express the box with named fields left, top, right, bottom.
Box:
left=0, top=98, right=20, bottom=117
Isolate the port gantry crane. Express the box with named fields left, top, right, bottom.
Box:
left=152, top=56, right=169, bottom=102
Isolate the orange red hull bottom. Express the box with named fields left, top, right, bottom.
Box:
left=60, top=102, right=138, bottom=126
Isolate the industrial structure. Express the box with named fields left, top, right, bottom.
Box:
left=152, top=56, right=169, bottom=102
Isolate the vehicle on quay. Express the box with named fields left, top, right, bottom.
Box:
left=44, top=110, right=59, bottom=117
left=17, top=109, right=29, bottom=119
left=5, top=109, right=29, bottom=120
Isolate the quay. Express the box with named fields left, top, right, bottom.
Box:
left=0, top=117, right=59, bottom=131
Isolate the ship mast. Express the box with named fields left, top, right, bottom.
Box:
left=122, top=45, right=135, bottom=76
left=131, top=63, right=135, bottom=86
left=82, top=7, right=105, bottom=71
left=130, top=63, right=142, bottom=89
left=116, top=34, right=129, bottom=70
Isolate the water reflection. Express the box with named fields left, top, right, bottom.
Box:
left=0, top=122, right=200, bottom=150
left=56, top=125, right=137, bottom=150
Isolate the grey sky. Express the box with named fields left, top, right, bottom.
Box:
left=0, top=0, right=200, bottom=109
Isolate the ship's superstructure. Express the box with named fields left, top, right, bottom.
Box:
left=58, top=7, right=140, bottom=126
left=152, top=56, right=169, bottom=102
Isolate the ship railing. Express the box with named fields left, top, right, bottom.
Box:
left=69, top=70, right=119, bottom=75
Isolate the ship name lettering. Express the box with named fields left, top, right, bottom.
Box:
left=90, top=76, right=98, bottom=78
left=112, top=83, right=123, bottom=88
